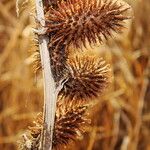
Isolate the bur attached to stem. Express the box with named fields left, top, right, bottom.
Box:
left=59, top=55, right=111, bottom=101
left=34, top=0, right=131, bottom=83
left=25, top=0, right=132, bottom=149
left=35, top=0, right=57, bottom=149
left=45, top=0, right=131, bottom=48
left=28, top=102, right=90, bottom=149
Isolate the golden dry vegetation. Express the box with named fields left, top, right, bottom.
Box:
left=0, top=0, right=150, bottom=150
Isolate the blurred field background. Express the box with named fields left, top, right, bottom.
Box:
left=0, top=0, right=150, bottom=150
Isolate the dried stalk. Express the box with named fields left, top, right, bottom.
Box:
left=35, top=0, right=57, bottom=150
left=129, top=59, right=150, bottom=150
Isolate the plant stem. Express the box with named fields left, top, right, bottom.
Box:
left=35, top=0, right=57, bottom=149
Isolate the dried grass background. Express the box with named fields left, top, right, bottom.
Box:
left=0, top=0, right=150, bottom=150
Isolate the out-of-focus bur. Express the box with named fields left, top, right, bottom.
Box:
left=45, top=0, right=131, bottom=48
left=59, top=55, right=112, bottom=101
left=24, top=102, right=90, bottom=149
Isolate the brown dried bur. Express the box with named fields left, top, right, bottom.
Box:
left=59, top=55, right=112, bottom=101
left=45, top=0, right=131, bottom=48
left=28, top=102, right=90, bottom=149
left=33, top=0, right=131, bottom=80
left=27, top=0, right=131, bottom=149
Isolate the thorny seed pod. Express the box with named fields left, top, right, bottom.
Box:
left=59, top=55, right=111, bottom=101
left=27, top=102, right=90, bottom=149
left=45, top=0, right=131, bottom=48
left=53, top=102, right=90, bottom=149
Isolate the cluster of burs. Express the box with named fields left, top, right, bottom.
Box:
left=22, top=0, right=131, bottom=149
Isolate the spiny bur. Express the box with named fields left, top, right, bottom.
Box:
left=53, top=102, right=90, bottom=149
left=45, top=0, right=131, bottom=48
left=59, top=55, right=111, bottom=101
left=27, top=102, right=90, bottom=149
left=27, top=0, right=131, bottom=149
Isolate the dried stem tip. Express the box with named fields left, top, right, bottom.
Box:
left=59, top=55, right=111, bottom=101
left=45, top=0, right=131, bottom=48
